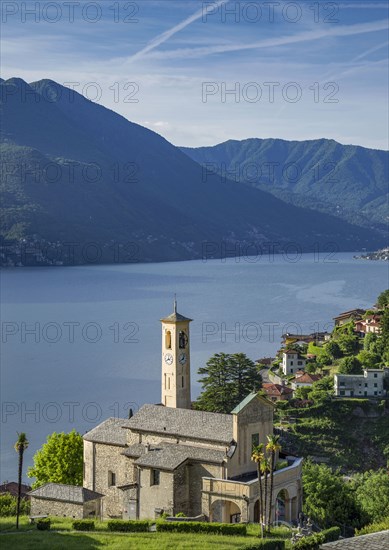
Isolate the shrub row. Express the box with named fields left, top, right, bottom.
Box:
left=107, top=519, right=151, bottom=532
left=36, top=518, right=51, bottom=531
left=240, top=539, right=286, bottom=549
left=355, top=517, right=389, bottom=536
left=293, top=527, right=340, bottom=550
left=72, top=520, right=95, bottom=531
left=156, top=520, right=247, bottom=536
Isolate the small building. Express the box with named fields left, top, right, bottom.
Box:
left=333, top=309, right=365, bottom=327
left=28, top=483, right=103, bottom=519
left=0, top=481, right=31, bottom=499
left=262, top=383, right=294, bottom=402
left=291, top=373, right=322, bottom=390
left=355, top=315, right=381, bottom=336
left=334, top=369, right=385, bottom=398
left=282, top=350, right=306, bottom=376
left=256, top=357, right=274, bottom=367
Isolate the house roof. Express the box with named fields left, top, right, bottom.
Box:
left=262, top=383, right=293, bottom=396
left=321, top=530, right=389, bottom=549
left=83, top=417, right=128, bottom=446
left=124, top=404, right=233, bottom=444
left=283, top=349, right=298, bottom=355
left=293, top=373, right=322, bottom=384
left=28, top=483, right=103, bottom=504
left=126, top=443, right=226, bottom=471
left=0, top=482, right=31, bottom=498
left=333, top=309, right=365, bottom=320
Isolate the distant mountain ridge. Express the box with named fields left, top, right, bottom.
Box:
left=0, top=77, right=386, bottom=266
left=181, top=138, right=389, bottom=230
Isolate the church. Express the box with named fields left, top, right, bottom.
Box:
left=29, top=302, right=303, bottom=524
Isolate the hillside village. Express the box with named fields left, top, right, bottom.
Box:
left=2, top=292, right=388, bottom=548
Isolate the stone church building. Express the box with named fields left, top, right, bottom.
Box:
left=30, top=302, right=302, bottom=524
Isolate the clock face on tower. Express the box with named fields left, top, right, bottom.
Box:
left=179, top=352, right=187, bottom=365
left=164, top=353, right=173, bottom=365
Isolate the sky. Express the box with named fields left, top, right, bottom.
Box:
left=1, top=0, right=389, bottom=149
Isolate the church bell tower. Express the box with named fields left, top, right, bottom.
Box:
left=161, top=298, right=192, bottom=409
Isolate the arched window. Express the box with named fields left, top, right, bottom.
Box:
left=179, top=331, right=187, bottom=349
left=165, top=330, right=172, bottom=349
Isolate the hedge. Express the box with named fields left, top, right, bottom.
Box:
left=156, top=520, right=247, bottom=536
left=240, top=539, right=286, bottom=549
left=293, top=527, right=340, bottom=550
left=72, top=520, right=95, bottom=531
left=355, top=517, right=389, bottom=536
left=36, top=518, right=51, bottom=531
left=107, top=519, right=150, bottom=532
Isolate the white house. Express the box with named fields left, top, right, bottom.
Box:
left=282, top=350, right=306, bottom=376
left=334, top=369, right=385, bottom=398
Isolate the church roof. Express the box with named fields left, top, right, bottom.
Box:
left=230, top=392, right=274, bottom=414
left=125, top=443, right=226, bottom=471
left=83, top=417, right=128, bottom=446
left=160, top=311, right=193, bottom=323
left=123, top=404, right=233, bottom=444
left=28, top=483, right=103, bottom=503
left=160, top=299, right=192, bottom=323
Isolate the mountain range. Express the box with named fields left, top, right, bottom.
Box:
left=0, top=77, right=387, bottom=266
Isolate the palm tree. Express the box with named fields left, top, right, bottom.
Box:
left=251, top=444, right=264, bottom=536
left=266, top=434, right=281, bottom=530
left=14, top=432, right=29, bottom=529
left=261, top=456, right=270, bottom=531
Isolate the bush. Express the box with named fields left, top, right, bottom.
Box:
left=156, top=520, right=247, bottom=536
left=0, top=493, right=30, bottom=517
left=72, top=519, right=95, bottom=531
left=240, top=539, right=285, bottom=549
left=355, top=517, right=389, bottom=535
left=322, top=526, right=341, bottom=542
left=293, top=533, right=325, bottom=550
left=36, top=518, right=51, bottom=531
left=107, top=519, right=150, bottom=532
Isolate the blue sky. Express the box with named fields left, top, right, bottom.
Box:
left=1, top=0, right=388, bottom=149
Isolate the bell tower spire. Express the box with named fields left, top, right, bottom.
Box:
left=160, top=298, right=192, bottom=409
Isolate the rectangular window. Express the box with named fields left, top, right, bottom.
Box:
left=290, top=368, right=293, bottom=373
left=182, top=375, right=184, bottom=388
left=151, top=469, right=160, bottom=486
left=252, top=433, right=259, bottom=450
left=374, top=373, right=377, bottom=378
left=374, top=383, right=377, bottom=387
left=340, top=382, right=345, bottom=386
left=365, top=383, right=368, bottom=387
left=340, top=390, right=345, bottom=396
left=364, top=391, right=367, bottom=396
left=374, top=391, right=377, bottom=396
left=108, top=471, right=116, bottom=487
left=297, top=361, right=302, bottom=366
left=290, top=361, right=294, bottom=366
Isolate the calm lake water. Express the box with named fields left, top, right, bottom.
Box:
left=1, top=253, right=388, bottom=481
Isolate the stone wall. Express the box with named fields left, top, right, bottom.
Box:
left=84, top=441, right=136, bottom=519
left=30, top=497, right=84, bottom=519
left=138, top=468, right=174, bottom=519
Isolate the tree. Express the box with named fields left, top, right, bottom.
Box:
left=338, top=356, right=362, bottom=375
left=302, top=461, right=359, bottom=528
left=14, top=432, right=29, bottom=529
left=377, top=307, right=389, bottom=364
left=195, top=353, right=262, bottom=413
left=376, top=289, right=389, bottom=308
left=337, top=334, right=360, bottom=356
left=357, top=350, right=381, bottom=369
left=353, top=469, right=389, bottom=524
left=266, top=434, right=281, bottom=530
left=27, top=430, right=83, bottom=489
left=363, top=333, right=378, bottom=352
left=251, top=444, right=265, bottom=536
left=326, top=341, right=342, bottom=359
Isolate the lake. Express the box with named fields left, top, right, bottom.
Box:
left=0, top=252, right=387, bottom=481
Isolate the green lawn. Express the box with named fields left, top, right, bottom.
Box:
left=0, top=518, right=293, bottom=549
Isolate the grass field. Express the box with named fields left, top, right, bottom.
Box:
left=0, top=517, right=293, bottom=549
